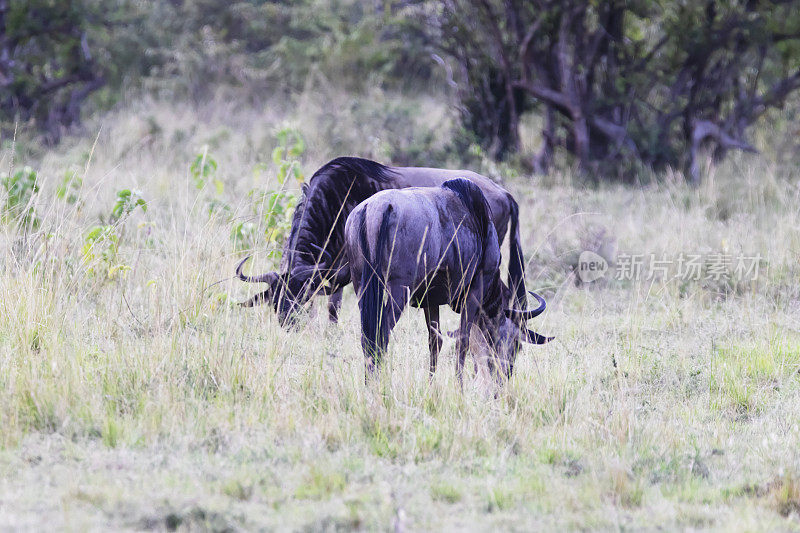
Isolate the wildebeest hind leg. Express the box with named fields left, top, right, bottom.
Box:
left=456, top=293, right=480, bottom=390
left=363, top=285, right=408, bottom=381
left=378, top=285, right=408, bottom=353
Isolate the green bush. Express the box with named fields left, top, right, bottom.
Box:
left=232, top=127, right=305, bottom=253
left=82, top=188, right=148, bottom=278
left=1, top=166, right=39, bottom=229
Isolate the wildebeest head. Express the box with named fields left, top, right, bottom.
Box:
left=236, top=157, right=394, bottom=326
left=236, top=257, right=302, bottom=326
left=236, top=257, right=345, bottom=326
left=476, top=283, right=552, bottom=382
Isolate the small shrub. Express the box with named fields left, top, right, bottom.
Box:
left=189, top=146, right=232, bottom=221
left=1, top=166, right=39, bottom=228
left=190, top=145, right=221, bottom=192
left=232, top=127, right=304, bottom=252
left=55, top=170, right=83, bottom=205
left=271, top=127, right=305, bottom=182
left=81, top=188, right=148, bottom=278
left=110, top=188, right=147, bottom=222
left=82, top=224, right=118, bottom=259
left=230, top=221, right=258, bottom=251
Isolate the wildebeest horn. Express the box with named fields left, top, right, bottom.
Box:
left=523, top=329, right=554, bottom=344
left=505, top=290, right=547, bottom=321
left=236, top=256, right=279, bottom=284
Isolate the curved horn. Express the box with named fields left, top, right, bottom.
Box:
left=235, top=256, right=278, bottom=284
left=505, top=290, right=547, bottom=321
left=523, top=329, right=554, bottom=344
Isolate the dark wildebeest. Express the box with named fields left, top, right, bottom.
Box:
left=236, top=157, right=529, bottom=326
left=345, top=178, right=552, bottom=385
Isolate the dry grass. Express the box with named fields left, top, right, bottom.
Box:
left=2, top=92, right=800, bottom=530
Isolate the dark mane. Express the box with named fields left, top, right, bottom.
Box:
left=442, top=178, right=502, bottom=319
left=312, top=157, right=396, bottom=183
left=282, top=157, right=397, bottom=274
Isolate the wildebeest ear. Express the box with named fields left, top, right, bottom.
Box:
left=523, top=329, right=553, bottom=344
left=311, top=264, right=351, bottom=295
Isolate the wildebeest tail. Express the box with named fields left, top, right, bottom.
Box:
left=507, top=195, right=527, bottom=309
left=359, top=204, right=393, bottom=362
left=443, top=178, right=504, bottom=317
left=441, top=178, right=493, bottom=251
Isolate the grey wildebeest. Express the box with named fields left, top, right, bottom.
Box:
left=236, top=157, right=530, bottom=326
left=345, top=178, right=552, bottom=384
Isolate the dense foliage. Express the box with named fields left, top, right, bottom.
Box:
left=430, top=0, right=800, bottom=180
left=2, top=0, right=800, bottom=180
left=0, top=0, right=425, bottom=143
left=0, top=0, right=105, bottom=144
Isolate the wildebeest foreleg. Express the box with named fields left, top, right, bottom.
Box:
left=327, top=289, right=343, bottom=323
left=423, top=306, right=441, bottom=377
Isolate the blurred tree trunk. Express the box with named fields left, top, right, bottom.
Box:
left=532, top=104, right=555, bottom=174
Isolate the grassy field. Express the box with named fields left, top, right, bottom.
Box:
left=2, top=94, right=800, bottom=530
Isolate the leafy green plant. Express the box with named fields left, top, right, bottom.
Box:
left=110, top=189, right=147, bottom=222
left=272, top=128, right=305, bottom=184
left=231, top=127, right=305, bottom=252
left=82, top=188, right=148, bottom=278
left=82, top=224, right=120, bottom=273
left=245, top=189, right=297, bottom=250
left=230, top=221, right=258, bottom=251
left=207, top=198, right=232, bottom=218
left=1, top=166, right=40, bottom=228
left=189, top=146, right=232, bottom=219
left=190, top=145, right=223, bottom=193
left=55, top=170, right=83, bottom=205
